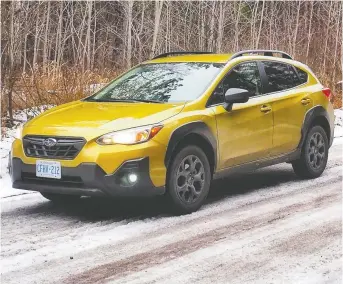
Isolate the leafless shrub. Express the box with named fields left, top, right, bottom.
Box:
left=1, top=0, right=342, bottom=124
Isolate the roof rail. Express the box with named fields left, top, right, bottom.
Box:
left=231, top=50, right=292, bottom=60
left=152, top=51, right=214, bottom=60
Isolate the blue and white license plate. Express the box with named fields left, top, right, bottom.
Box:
left=36, top=160, right=61, bottom=179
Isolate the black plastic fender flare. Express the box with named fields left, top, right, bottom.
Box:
left=164, top=121, right=217, bottom=170
left=298, top=105, right=332, bottom=149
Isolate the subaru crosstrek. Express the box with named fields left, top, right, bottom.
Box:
left=10, top=50, right=335, bottom=214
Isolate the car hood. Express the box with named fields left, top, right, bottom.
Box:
left=24, top=101, right=185, bottom=139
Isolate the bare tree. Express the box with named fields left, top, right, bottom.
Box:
left=151, top=0, right=163, bottom=57
left=1, top=0, right=342, bottom=119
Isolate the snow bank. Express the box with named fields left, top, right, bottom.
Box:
left=0, top=106, right=54, bottom=198
left=334, top=108, right=343, bottom=138
left=1, top=107, right=342, bottom=198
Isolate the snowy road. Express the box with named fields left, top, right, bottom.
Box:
left=1, top=140, right=342, bottom=284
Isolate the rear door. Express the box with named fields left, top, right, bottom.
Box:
left=259, top=61, right=312, bottom=156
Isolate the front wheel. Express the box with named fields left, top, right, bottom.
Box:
left=292, top=125, right=329, bottom=179
left=167, top=145, right=211, bottom=214
left=40, top=192, right=81, bottom=203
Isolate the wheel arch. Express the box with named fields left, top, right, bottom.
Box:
left=164, top=122, right=217, bottom=176
left=299, top=106, right=332, bottom=149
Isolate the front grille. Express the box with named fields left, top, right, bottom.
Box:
left=23, top=136, right=85, bottom=160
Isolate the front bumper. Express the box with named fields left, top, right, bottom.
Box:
left=10, top=157, right=165, bottom=197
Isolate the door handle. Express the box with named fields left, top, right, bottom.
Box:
left=260, top=105, right=272, bottom=113
left=301, top=98, right=311, bottom=106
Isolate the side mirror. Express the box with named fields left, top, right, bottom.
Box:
left=223, top=88, right=251, bottom=111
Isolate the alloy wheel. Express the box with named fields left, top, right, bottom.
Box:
left=308, top=132, right=326, bottom=170
left=176, top=155, right=205, bottom=203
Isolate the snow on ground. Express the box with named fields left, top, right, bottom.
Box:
left=334, top=107, right=343, bottom=138
left=0, top=107, right=342, bottom=284
left=1, top=141, right=342, bottom=284
left=1, top=119, right=23, bottom=198
left=0, top=106, right=53, bottom=198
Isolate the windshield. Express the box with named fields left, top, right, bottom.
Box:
left=85, top=62, right=224, bottom=103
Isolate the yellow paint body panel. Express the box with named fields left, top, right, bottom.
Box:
left=12, top=53, right=334, bottom=189
left=12, top=137, right=168, bottom=187
left=212, top=97, right=273, bottom=168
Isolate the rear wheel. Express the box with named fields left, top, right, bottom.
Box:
left=40, top=192, right=81, bottom=203
left=292, top=125, right=328, bottom=179
left=167, top=145, right=211, bottom=214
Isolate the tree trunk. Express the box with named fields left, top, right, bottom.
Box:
left=305, top=1, right=314, bottom=64
left=43, top=1, right=50, bottom=72
left=208, top=2, right=216, bottom=51
left=292, top=1, right=301, bottom=57
left=216, top=1, right=224, bottom=53
left=126, top=1, right=133, bottom=68
left=255, top=0, right=265, bottom=49
left=151, top=0, right=163, bottom=57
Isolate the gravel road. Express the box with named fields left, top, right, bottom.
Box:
left=1, top=141, right=342, bottom=284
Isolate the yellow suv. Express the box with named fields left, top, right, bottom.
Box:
left=10, top=50, right=335, bottom=214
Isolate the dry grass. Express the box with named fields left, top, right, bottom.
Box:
left=317, top=73, right=342, bottom=108
left=1, top=63, right=121, bottom=117
left=331, top=82, right=342, bottom=109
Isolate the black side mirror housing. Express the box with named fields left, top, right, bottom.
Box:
left=223, top=88, right=251, bottom=111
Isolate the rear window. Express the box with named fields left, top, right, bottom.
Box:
left=262, top=61, right=299, bottom=93
left=295, top=67, right=308, bottom=84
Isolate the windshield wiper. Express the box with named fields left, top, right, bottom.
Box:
left=85, top=98, right=136, bottom=103
left=129, top=99, right=163, bottom=104
left=85, top=98, right=163, bottom=103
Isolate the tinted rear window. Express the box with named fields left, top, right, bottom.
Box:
left=263, top=61, right=299, bottom=93
left=295, top=67, right=308, bottom=84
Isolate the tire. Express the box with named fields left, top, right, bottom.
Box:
left=292, top=125, right=329, bottom=179
left=40, top=192, right=81, bottom=203
left=167, top=145, right=211, bottom=214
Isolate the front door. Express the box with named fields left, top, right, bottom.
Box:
left=208, top=61, right=273, bottom=169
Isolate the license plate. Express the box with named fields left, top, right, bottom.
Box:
left=36, top=160, right=61, bottom=179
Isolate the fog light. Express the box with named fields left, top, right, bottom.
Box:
left=128, top=173, right=138, bottom=183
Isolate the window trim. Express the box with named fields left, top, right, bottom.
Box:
left=259, top=60, right=309, bottom=96
left=206, top=60, right=265, bottom=108
left=206, top=59, right=309, bottom=108
left=293, top=65, right=309, bottom=85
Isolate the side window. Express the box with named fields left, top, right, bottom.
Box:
left=262, top=61, right=299, bottom=92
left=209, top=62, right=262, bottom=105
left=263, top=61, right=299, bottom=92
left=295, top=67, right=308, bottom=84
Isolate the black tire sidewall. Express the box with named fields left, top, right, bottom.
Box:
left=167, top=145, right=211, bottom=214
left=302, top=125, right=329, bottom=177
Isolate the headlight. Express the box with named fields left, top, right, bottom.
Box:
left=96, top=125, right=163, bottom=145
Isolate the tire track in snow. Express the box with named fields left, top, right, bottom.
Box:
left=66, top=186, right=340, bottom=284
left=1, top=142, right=342, bottom=284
